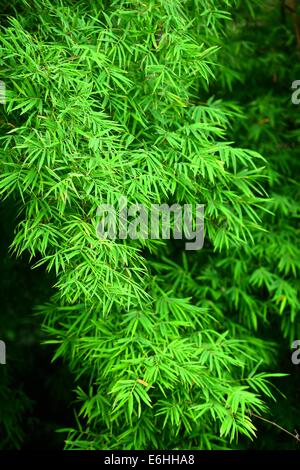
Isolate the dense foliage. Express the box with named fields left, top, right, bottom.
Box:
left=0, top=0, right=299, bottom=450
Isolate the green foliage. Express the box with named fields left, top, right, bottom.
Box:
left=0, top=0, right=299, bottom=450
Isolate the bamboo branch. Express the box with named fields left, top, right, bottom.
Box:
left=286, top=0, right=300, bottom=47
left=249, top=411, right=300, bottom=443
